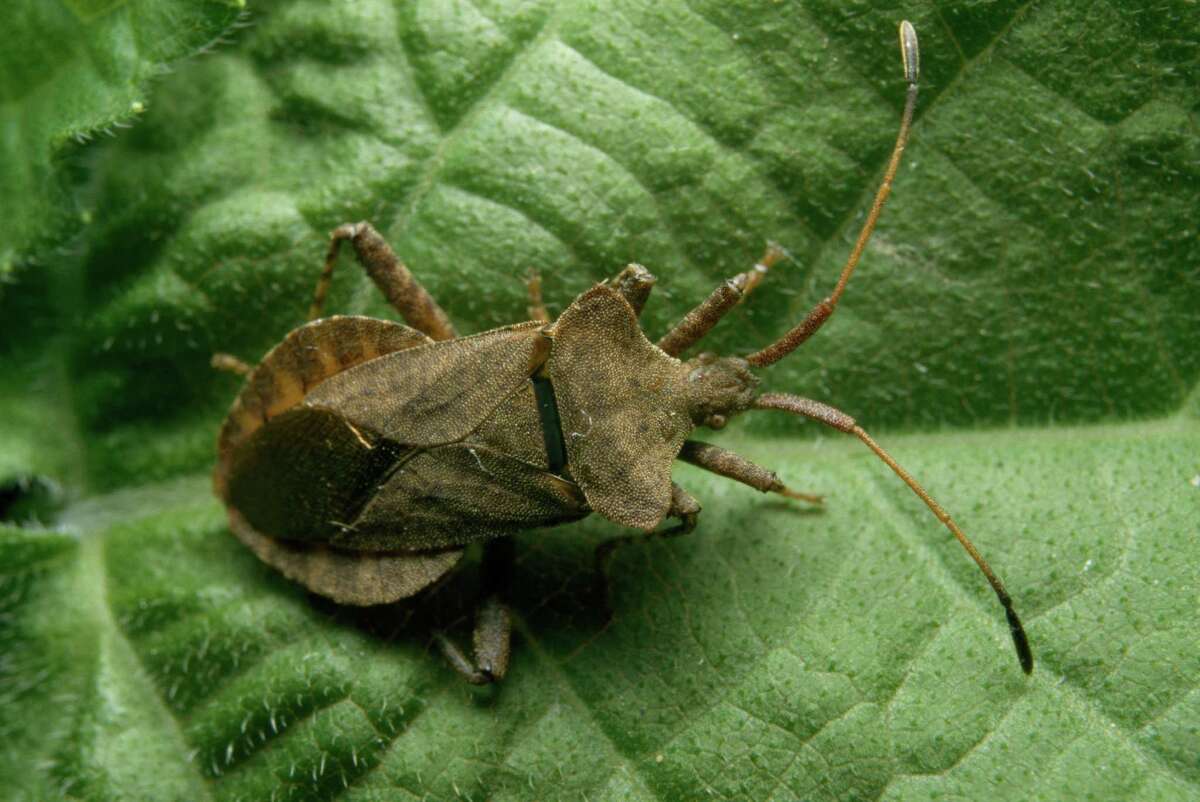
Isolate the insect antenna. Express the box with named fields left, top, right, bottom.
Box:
left=747, top=21, right=921, bottom=368
left=753, top=393, right=1033, bottom=674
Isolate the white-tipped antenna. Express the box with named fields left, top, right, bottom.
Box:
left=899, top=20, right=919, bottom=84
left=747, top=21, right=921, bottom=368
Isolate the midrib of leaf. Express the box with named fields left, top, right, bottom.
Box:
left=23, top=415, right=1199, bottom=800
left=78, top=533, right=214, bottom=800
left=7, top=2, right=1194, bottom=796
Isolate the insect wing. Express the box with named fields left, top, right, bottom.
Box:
left=335, top=444, right=589, bottom=551
left=303, top=321, right=549, bottom=446
left=215, top=315, right=433, bottom=497
left=224, top=405, right=409, bottom=543
left=229, top=510, right=464, bottom=606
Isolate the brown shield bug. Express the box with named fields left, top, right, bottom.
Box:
left=213, top=22, right=1032, bottom=683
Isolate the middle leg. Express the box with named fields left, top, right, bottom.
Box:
left=594, top=483, right=701, bottom=597
left=678, top=440, right=823, bottom=505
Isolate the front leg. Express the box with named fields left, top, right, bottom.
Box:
left=604, top=264, right=656, bottom=317
left=594, top=483, right=700, bottom=598
left=656, top=245, right=782, bottom=357
left=678, top=440, right=822, bottom=505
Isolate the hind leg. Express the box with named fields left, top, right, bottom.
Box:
left=435, top=537, right=514, bottom=685
left=526, top=270, right=551, bottom=323
left=310, top=222, right=458, bottom=341
left=211, top=222, right=452, bottom=376
left=211, top=353, right=252, bottom=376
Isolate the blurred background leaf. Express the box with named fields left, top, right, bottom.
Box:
left=0, top=0, right=246, bottom=269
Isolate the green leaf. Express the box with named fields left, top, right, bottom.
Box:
left=2, top=1, right=1198, bottom=799
left=0, top=0, right=246, bottom=266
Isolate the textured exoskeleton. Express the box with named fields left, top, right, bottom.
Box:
left=214, top=22, right=1032, bottom=684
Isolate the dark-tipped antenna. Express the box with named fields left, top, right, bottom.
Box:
left=747, top=21, right=921, bottom=368
left=753, top=393, right=1033, bottom=674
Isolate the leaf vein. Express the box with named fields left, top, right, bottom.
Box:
left=89, top=537, right=215, bottom=799
left=514, top=613, right=673, bottom=802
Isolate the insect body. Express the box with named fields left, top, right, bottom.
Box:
left=214, top=22, right=1031, bottom=683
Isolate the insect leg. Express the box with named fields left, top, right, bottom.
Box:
left=434, top=597, right=513, bottom=685
left=309, top=222, right=458, bottom=341
left=604, top=264, right=656, bottom=317
left=593, top=483, right=700, bottom=608
left=434, top=537, right=514, bottom=685
left=525, top=270, right=551, bottom=323
left=656, top=245, right=783, bottom=357
left=210, top=352, right=252, bottom=376
left=678, top=440, right=822, bottom=505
